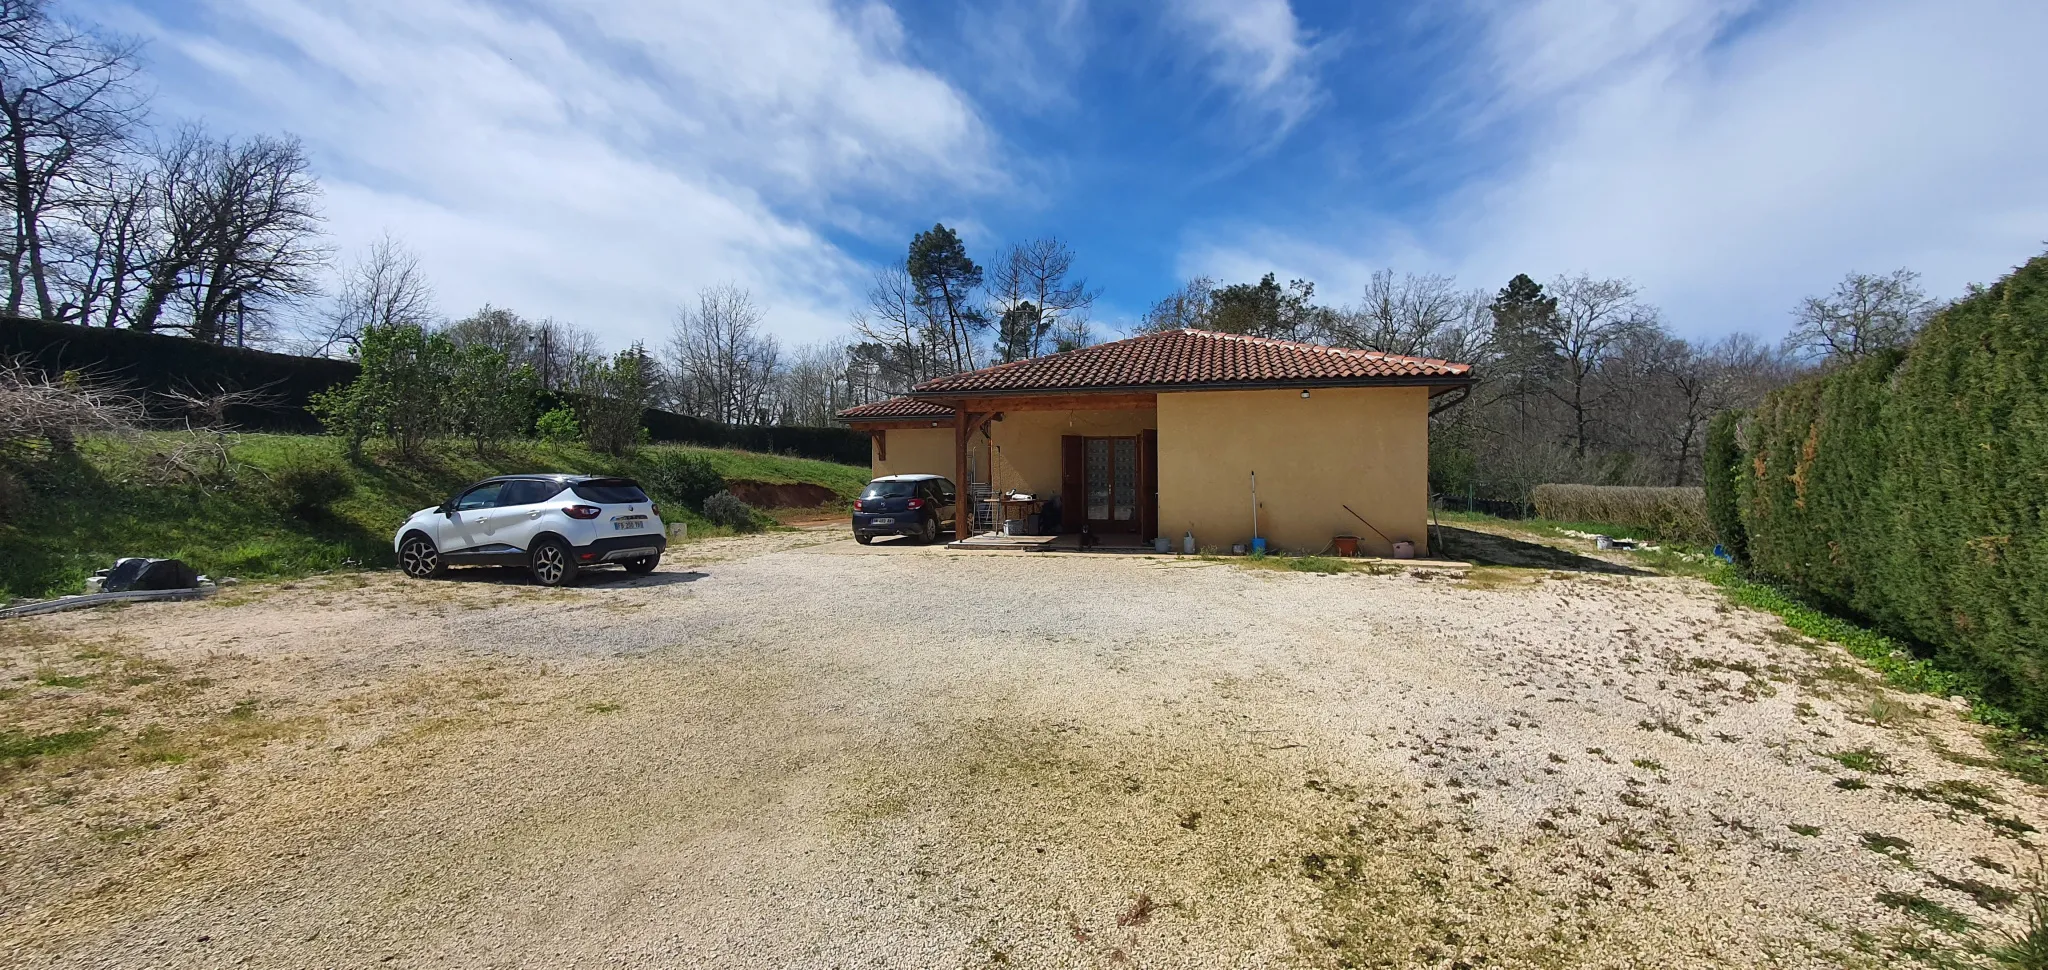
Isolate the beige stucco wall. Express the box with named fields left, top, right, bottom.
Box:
left=1156, top=387, right=1429, bottom=556
left=985, top=408, right=1157, bottom=498
left=870, top=426, right=977, bottom=481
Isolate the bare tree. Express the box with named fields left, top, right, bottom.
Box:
left=669, top=284, right=779, bottom=425
left=131, top=129, right=328, bottom=344
left=1546, top=274, right=1657, bottom=459
left=442, top=307, right=598, bottom=391
left=850, top=265, right=943, bottom=393
left=1331, top=270, right=1487, bottom=357
left=313, top=232, right=434, bottom=355
left=987, top=237, right=1098, bottom=360
left=0, top=0, right=144, bottom=319
left=1138, top=276, right=1214, bottom=333
left=772, top=340, right=848, bottom=426
left=1783, top=268, right=1932, bottom=363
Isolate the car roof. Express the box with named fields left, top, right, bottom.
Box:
left=469, top=474, right=631, bottom=486
left=870, top=474, right=947, bottom=483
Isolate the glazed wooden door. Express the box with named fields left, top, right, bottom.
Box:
left=1082, top=436, right=1141, bottom=532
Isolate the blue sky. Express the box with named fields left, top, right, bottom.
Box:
left=91, top=0, right=2048, bottom=351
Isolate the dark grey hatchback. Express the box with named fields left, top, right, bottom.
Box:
left=851, top=474, right=957, bottom=545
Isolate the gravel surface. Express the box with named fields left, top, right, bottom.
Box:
left=3, top=526, right=2043, bottom=968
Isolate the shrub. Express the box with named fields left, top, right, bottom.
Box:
left=263, top=453, right=354, bottom=516
left=1737, top=251, right=2048, bottom=725
left=635, top=450, right=725, bottom=509
left=1530, top=484, right=1710, bottom=542
left=701, top=490, right=760, bottom=532
left=1703, top=410, right=1747, bottom=563
left=574, top=348, right=652, bottom=456
left=536, top=405, right=580, bottom=443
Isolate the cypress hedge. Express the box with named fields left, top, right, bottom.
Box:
left=1702, top=410, right=1746, bottom=564
left=1732, top=253, right=2048, bottom=723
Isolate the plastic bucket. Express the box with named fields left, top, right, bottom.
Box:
left=1250, top=537, right=1268, bottom=555
left=1332, top=535, right=1359, bottom=557
left=1153, top=537, right=1171, bottom=553
left=1391, top=540, right=1416, bottom=559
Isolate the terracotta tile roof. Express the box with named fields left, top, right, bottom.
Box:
left=910, top=329, right=1474, bottom=396
left=836, top=396, right=956, bottom=421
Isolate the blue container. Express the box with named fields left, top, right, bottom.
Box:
left=1250, top=537, right=1267, bottom=555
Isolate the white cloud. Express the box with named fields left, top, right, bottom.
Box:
left=1161, top=0, right=1323, bottom=138
left=111, top=0, right=998, bottom=348
left=1180, top=0, right=2048, bottom=339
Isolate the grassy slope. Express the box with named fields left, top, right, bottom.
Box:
left=0, top=433, right=869, bottom=600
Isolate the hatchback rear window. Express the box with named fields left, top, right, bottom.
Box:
left=861, top=481, right=918, bottom=499
left=570, top=479, right=649, bottom=504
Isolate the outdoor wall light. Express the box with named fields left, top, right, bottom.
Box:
left=1300, top=390, right=1311, bottom=399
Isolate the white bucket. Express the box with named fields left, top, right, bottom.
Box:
left=1153, top=537, right=1171, bottom=553
left=1003, top=518, right=1027, bottom=536
left=1391, top=540, right=1416, bottom=559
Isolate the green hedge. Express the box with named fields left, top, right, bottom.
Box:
left=1703, top=410, right=1746, bottom=564
left=1731, top=253, right=2048, bottom=723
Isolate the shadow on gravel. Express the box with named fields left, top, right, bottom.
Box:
left=1434, top=525, right=1649, bottom=576
left=435, top=568, right=710, bottom=589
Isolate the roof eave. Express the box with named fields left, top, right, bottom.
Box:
left=908, top=374, right=1477, bottom=400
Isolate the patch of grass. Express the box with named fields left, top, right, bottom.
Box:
left=0, top=725, right=112, bottom=767
left=1790, top=823, right=1822, bottom=836
left=1630, top=758, right=1663, bottom=771
left=1825, top=747, right=1897, bottom=775
left=583, top=701, right=622, bottom=714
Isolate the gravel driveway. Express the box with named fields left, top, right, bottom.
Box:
left=4, top=528, right=2042, bottom=968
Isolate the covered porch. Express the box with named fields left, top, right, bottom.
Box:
left=925, top=392, right=1161, bottom=548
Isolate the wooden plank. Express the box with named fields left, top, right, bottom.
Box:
left=954, top=409, right=971, bottom=540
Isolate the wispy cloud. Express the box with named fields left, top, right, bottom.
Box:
left=1161, top=0, right=1324, bottom=139
left=1179, top=0, right=2048, bottom=338
left=107, top=0, right=999, bottom=346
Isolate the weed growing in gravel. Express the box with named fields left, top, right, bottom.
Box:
left=1826, top=747, right=1897, bottom=774
left=1790, top=824, right=1822, bottom=836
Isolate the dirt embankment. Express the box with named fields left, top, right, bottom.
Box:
left=723, top=479, right=839, bottom=508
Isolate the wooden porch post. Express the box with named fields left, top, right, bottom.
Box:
left=954, top=408, right=971, bottom=540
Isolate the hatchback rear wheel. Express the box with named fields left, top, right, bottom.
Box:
left=530, top=537, right=579, bottom=587
left=918, top=516, right=939, bottom=544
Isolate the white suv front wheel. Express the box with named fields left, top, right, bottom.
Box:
left=399, top=534, right=444, bottom=579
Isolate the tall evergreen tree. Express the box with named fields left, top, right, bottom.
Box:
left=906, top=223, right=987, bottom=372
left=1487, top=273, right=1561, bottom=430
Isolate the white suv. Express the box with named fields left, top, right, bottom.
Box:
left=394, top=475, right=666, bottom=587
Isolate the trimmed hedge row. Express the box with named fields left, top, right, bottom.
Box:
left=1727, top=253, right=2048, bottom=725
left=1529, top=483, right=1710, bottom=542
left=2, top=317, right=870, bottom=464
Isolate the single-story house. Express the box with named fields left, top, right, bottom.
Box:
left=836, top=328, right=1474, bottom=556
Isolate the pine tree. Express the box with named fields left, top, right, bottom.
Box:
left=1487, top=274, right=1561, bottom=431
left=907, top=224, right=987, bottom=372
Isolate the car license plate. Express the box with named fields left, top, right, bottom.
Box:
left=871, top=517, right=894, bottom=525
left=612, top=517, right=646, bottom=531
